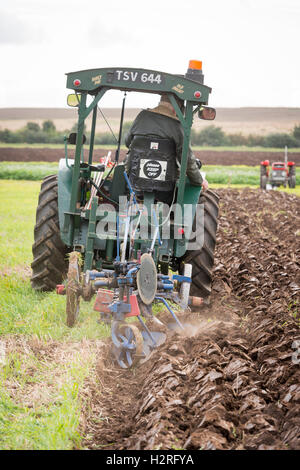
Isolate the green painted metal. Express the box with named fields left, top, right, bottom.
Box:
left=171, top=98, right=194, bottom=208
left=110, top=164, right=127, bottom=201
left=174, top=181, right=202, bottom=258
left=84, top=196, right=98, bottom=271
left=66, top=67, right=211, bottom=104
left=88, top=106, right=97, bottom=166
left=57, top=65, right=213, bottom=271
left=105, top=239, right=114, bottom=262
left=65, top=93, right=87, bottom=246
left=79, top=88, right=107, bottom=124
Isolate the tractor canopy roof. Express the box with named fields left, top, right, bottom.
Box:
left=66, top=67, right=212, bottom=104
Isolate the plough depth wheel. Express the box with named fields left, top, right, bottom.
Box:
left=112, top=322, right=144, bottom=369
left=66, top=252, right=81, bottom=327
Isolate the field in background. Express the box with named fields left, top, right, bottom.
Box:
left=0, top=162, right=299, bottom=188
left=1, top=142, right=300, bottom=152
left=1, top=107, right=300, bottom=135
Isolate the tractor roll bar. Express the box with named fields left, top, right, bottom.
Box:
left=66, top=67, right=211, bottom=104
left=65, top=67, right=213, bottom=242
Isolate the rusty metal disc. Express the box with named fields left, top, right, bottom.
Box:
left=66, top=252, right=81, bottom=327
left=137, top=253, right=157, bottom=305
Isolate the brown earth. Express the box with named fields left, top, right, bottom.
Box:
left=81, top=188, right=300, bottom=450
left=1, top=147, right=300, bottom=166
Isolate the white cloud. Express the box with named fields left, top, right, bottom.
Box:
left=0, top=0, right=300, bottom=108
left=0, top=8, right=45, bottom=44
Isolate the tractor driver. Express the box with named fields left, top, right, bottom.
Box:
left=124, top=94, right=208, bottom=202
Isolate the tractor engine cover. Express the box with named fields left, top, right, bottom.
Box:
left=128, top=136, right=177, bottom=192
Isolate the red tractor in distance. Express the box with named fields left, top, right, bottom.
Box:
left=260, top=147, right=296, bottom=189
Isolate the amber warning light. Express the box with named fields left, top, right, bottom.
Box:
left=189, top=60, right=202, bottom=70
left=185, top=59, right=204, bottom=84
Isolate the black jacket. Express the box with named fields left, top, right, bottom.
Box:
left=124, top=109, right=203, bottom=186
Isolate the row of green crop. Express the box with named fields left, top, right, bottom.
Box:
left=1, top=143, right=300, bottom=152
left=0, top=161, right=299, bottom=185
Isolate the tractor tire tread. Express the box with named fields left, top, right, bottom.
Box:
left=31, top=175, right=68, bottom=291
left=180, top=189, right=219, bottom=298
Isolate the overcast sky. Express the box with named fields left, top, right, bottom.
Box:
left=1, top=0, right=299, bottom=109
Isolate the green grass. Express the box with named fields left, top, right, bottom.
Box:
left=2, top=161, right=299, bottom=186
left=0, top=162, right=58, bottom=180
left=203, top=164, right=260, bottom=185
left=0, top=359, right=88, bottom=450
left=0, top=182, right=109, bottom=339
left=1, top=142, right=300, bottom=152
left=195, top=146, right=300, bottom=152
left=203, top=164, right=300, bottom=185
left=0, top=180, right=110, bottom=449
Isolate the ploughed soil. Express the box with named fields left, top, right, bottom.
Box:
left=1, top=147, right=300, bottom=166
left=81, top=188, right=300, bottom=450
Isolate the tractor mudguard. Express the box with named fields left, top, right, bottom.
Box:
left=174, top=180, right=202, bottom=258
left=58, top=158, right=73, bottom=246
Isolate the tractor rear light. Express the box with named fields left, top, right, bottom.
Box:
left=194, top=91, right=202, bottom=98
left=73, top=79, right=81, bottom=87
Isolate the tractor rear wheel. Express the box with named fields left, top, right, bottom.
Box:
left=289, top=175, right=296, bottom=188
left=180, top=189, right=219, bottom=298
left=260, top=175, right=267, bottom=189
left=31, top=175, right=68, bottom=291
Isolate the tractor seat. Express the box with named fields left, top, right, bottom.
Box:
left=128, top=135, right=177, bottom=205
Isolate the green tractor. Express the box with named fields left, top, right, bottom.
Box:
left=31, top=61, right=219, bottom=368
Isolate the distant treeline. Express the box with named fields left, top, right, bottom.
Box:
left=190, top=124, right=300, bottom=148
left=1, top=120, right=300, bottom=148
left=0, top=120, right=132, bottom=146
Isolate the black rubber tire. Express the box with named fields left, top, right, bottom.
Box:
left=260, top=175, right=267, bottom=189
left=31, top=175, right=68, bottom=291
left=180, top=189, right=219, bottom=298
left=260, top=166, right=267, bottom=177
left=289, top=175, right=296, bottom=188
left=289, top=165, right=296, bottom=176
